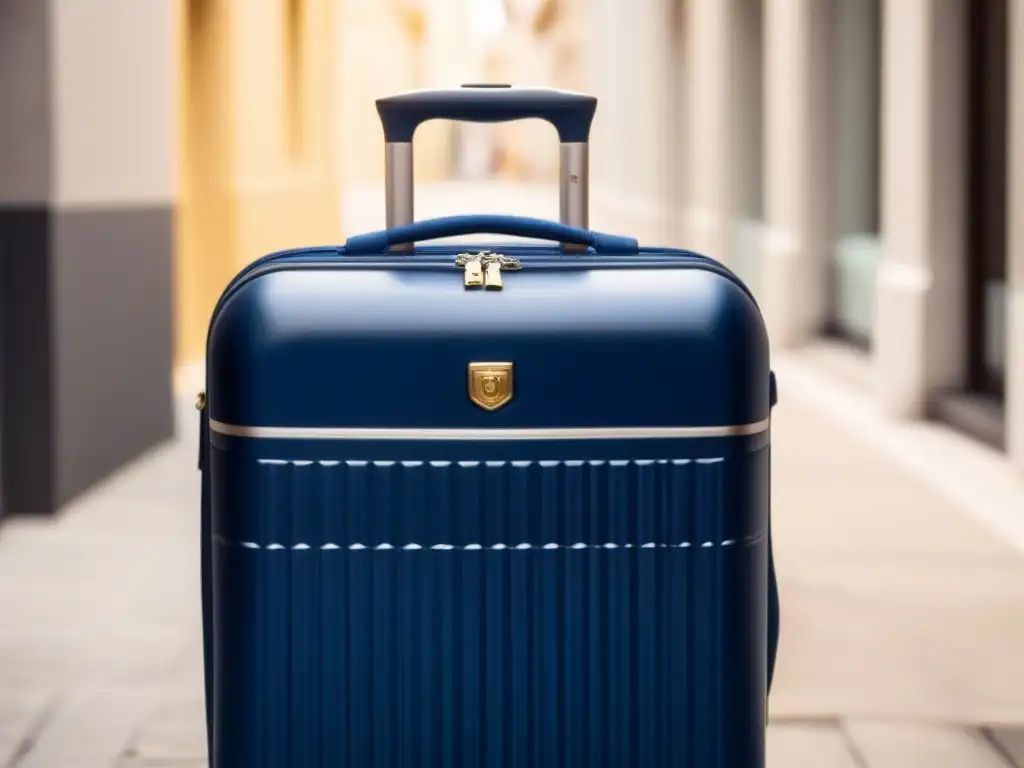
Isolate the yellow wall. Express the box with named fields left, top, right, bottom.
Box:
left=336, top=0, right=457, bottom=186
left=175, top=0, right=341, bottom=367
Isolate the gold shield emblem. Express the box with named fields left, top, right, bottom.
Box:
left=468, top=362, right=514, bottom=411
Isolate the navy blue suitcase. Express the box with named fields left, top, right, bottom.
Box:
left=199, top=86, right=779, bottom=768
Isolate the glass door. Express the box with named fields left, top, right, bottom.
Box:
left=727, top=0, right=766, bottom=298
left=966, top=0, right=1009, bottom=400
left=825, top=0, right=882, bottom=348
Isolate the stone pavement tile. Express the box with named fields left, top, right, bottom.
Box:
left=69, top=628, right=197, bottom=689
left=0, top=685, right=57, bottom=765
left=13, top=687, right=160, bottom=768
left=986, top=726, right=1024, bottom=767
left=0, top=629, right=80, bottom=690
left=770, top=396, right=1018, bottom=559
left=115, top=759, right=206, bottom=768
left=119, top=715, right=879, bottom=768
left=770, top=557, right=1024, bottom=723
left=132, top=634, right=205, bottom=707
left=766, top=396, right=1024, bottom=722
left=774, top=346, right=1024, bottom=555
left=843, top=721, right=1012, bottom=768
left=0, top=582, right=199, bottom=690
left=766, top=721, right=860, bottom=768
left=0, top=538, right=196, bottom=613
left=0, top=489, right=198, bottom=591
left=125, top=696, right=207, bottom=765
left=83, top=444, right=199, bottom=509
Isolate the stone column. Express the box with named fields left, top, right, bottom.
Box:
left=582, top=0, right=681, bottom=242
left=582, top=0, right=619, bottom=193
left=685, top=0, right=732, bottom=264
left=226, top=0, right=340, bottom=264
left=664, top=0, right=690, bottom=246
left=586, top=0, right=666, bottom=239
left=178, top=0, right=341, bottom=364
left=0, top=0, right=175, bottom=515
left=611, top=0, right=674, bottom=242
left=1007, top=0, right=1024, bottom=475
left=760, top=0, right=833, bottom=347
left=874, top=0, right=967, bottom=417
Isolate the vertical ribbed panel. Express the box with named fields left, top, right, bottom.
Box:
left=212, top=453, right=768, bottom=768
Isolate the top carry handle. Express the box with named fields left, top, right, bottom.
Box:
left=376, top=84, right=597, bottom=251
left=344, top=214, right=637, bottom=255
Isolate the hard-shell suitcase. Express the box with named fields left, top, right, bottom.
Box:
left=199, top=85, right=780, bottom=768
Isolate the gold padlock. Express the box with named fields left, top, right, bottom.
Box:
left=464, top=258, right=484, bottom=288
left=484, top=260, right=503, bottom=290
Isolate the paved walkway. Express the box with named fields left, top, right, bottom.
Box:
left=0, top=183, right=1023, bottom=765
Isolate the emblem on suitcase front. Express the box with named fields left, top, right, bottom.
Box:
left=468, top=362, right=514, bottom=411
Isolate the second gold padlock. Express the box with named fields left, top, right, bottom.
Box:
left=484, top=260, right=504, bottom=290
left=464, top=259, right=484, bottom=288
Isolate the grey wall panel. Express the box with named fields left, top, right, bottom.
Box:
left=52, top=205, right=174, bottom=507
left=0, top=0, right=53, bottom=205
left=832, top=0, right=882, bottom=237
left=0, top=208, right=56, bottom=514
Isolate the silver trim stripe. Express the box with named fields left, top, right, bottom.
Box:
left=212, top=534, right=767, bottom=551
left=208, top=417, right=770, bottom=441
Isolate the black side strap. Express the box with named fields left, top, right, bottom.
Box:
left=767, top=370, right=779, bottom=693
left=199, top=404, right=215, bottom=759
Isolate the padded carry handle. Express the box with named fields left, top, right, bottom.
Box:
left=343, top=214, right=638, bottom=255
left=376, top=85, right=597, bottom=143
left=379, top=85, right=595, bottom=250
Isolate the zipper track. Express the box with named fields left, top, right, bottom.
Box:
left=215, top=243, right=728, bottom=307
left=206, top=246, right=759, bottom=351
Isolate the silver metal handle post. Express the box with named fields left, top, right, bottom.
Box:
left=385, top=142, right=415, bottom=253
left=559, top=142, right=589, bottom=252
left=384, top=139, right=590, bottom=253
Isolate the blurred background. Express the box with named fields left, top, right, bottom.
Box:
left=2, top=0, right=1024, bottom=765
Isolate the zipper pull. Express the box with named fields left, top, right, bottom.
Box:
left=465, top=259, right=484, bottom=288
left=456, top=252, right=520, bottom=291
left=482, top=253, right=522, bottom=291
left=196, top=391, right=207, bottom=471
left=456, top=253, right=484, bottom=288
left=484, top=259, right=503, bottom=290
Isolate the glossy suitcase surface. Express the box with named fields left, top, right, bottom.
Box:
left=199, top=87, right=779, bottom=768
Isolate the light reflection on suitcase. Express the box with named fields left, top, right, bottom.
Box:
left=199, top=85, right=780, bottom=768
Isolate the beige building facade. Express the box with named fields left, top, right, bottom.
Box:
left=336, top=0, right=464, bottom=187
left=175, top=0, right=342, bottom=366
left=583, top=0, right=1024, bottom=482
